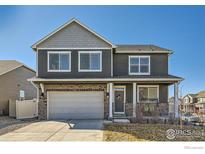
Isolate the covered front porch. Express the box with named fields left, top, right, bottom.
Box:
left=28, top=76, right=183, bottom=121
left=107, top=81, right=181, bottom=120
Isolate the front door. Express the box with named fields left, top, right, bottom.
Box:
left=114, top=87, right=125, bottom=113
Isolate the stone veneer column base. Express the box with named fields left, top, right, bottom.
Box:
left=125, top=103, right=133, bottom=117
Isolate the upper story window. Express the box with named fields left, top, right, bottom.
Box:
left=48, top=51, right=71, bottom=72
left=184, top=97, right=189, bottom=104
left=78, top=51, right=102, bottom=72
left=129, top=56, right=150, bottom=75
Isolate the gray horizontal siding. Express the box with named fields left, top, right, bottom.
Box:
left=113, top=53, right=168, bottom=76
left=37, top=22, right=112, bottom=48
left=38, top=49, right=111, bottom=78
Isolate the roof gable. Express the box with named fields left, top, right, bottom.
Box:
left=0, top=60, right=35, bottom=76
left=32, top=19, right=115, bottom=50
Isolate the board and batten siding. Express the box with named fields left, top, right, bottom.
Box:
left=113, top=53, right=168, bottom=76
left=36, top=22, right=112, bottom=49
left=38, top=50, right=112, bottom=78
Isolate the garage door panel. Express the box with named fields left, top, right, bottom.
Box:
left=48, top=91, right=104, bottom=120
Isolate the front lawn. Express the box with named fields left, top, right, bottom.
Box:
left=103, top=123, right=205, bottom=141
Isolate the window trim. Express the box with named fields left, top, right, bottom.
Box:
left=137, top=85, right=159, bottom=103
left=78, top=51, right=102, bottom=72
left=47, top=51, right=71, bottom=72
left=128, top=56, right=150, bottom=75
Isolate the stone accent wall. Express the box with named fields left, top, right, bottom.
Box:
left=38, top=83, right=108, bottom=120
left=125, top=103, right=133, bottom=117
left=158, top=103, right=169, bottom=116
left=125, top=103, right=168, bottom=118
left=135, top=103, right=169, bottom=117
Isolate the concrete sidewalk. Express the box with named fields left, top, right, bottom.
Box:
left=0, top=120, right=103, bottom=141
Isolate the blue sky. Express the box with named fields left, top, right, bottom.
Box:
left=0, top=6, right=205, bottom=97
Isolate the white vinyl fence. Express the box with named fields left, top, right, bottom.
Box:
left=9, top=99, right=38, bottom=119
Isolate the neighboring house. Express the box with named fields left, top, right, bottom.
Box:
left=29, top=18, right=183, bottom=120
left=0, top=60, right=37, bottom=115
left=182, top=94, right=198, bottom=113
left=195, top=91, right=205, bottom=113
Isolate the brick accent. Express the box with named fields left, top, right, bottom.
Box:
left=38, top=83, right=108, bottom=120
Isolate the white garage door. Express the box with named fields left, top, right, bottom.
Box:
left=48, top=91, right=104, bottom=120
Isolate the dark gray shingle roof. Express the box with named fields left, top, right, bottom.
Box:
left=116, top=44, right=172, bottom=53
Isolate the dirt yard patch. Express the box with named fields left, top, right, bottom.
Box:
left=103, top=123, right=205, bottom=141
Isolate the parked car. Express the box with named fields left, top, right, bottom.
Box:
left=181, top=113, right=200, bottom=123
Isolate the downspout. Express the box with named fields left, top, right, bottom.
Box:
left=30, top=81, right=39, bottom=118
left=30, top=81, right=39, bottom=103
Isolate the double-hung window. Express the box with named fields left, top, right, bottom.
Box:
left=138, top=86, right=159, bottom=103
left=78, top=51, right=102, bottom=72
left=129, top=56, right=150, bottom=75
left=48, top=51, right=71, bottom=72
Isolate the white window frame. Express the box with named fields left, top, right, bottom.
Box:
left=129, top=56, right=150, bottom=75
left=137, top=85, right=159, bottom=103
left=47, top=51, right=71, bottom=72
left=78, top=51, right=102, bottom=72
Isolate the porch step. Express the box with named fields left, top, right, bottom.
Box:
left=113, top=115, right=128, bottom=119
left=113, top=119, right=130, bottom=123
left=113, top=113, right=126, bottom=117
left=113, top=113, right=130, bottom=123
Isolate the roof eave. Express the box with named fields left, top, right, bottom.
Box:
left=115, top=50, right=173, bottom=54
left=28, top=77, right=183, bottom=82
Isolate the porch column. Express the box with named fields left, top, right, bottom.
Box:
left=133, top=83, right=137, bottom=117
left=174, top=82, right=179, bottom=118
left=109, top=83, right=113, bottom=119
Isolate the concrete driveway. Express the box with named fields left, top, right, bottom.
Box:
left=0, top=120, right=104, bottom=141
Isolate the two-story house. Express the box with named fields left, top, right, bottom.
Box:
left=29, top=19, right=183, bottom=120
left=195, top=91, right=205, bottom=113
left=182, top=94, right=198, bottom=113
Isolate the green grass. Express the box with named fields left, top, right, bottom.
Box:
left=103, top=124, right=205, bottom=141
